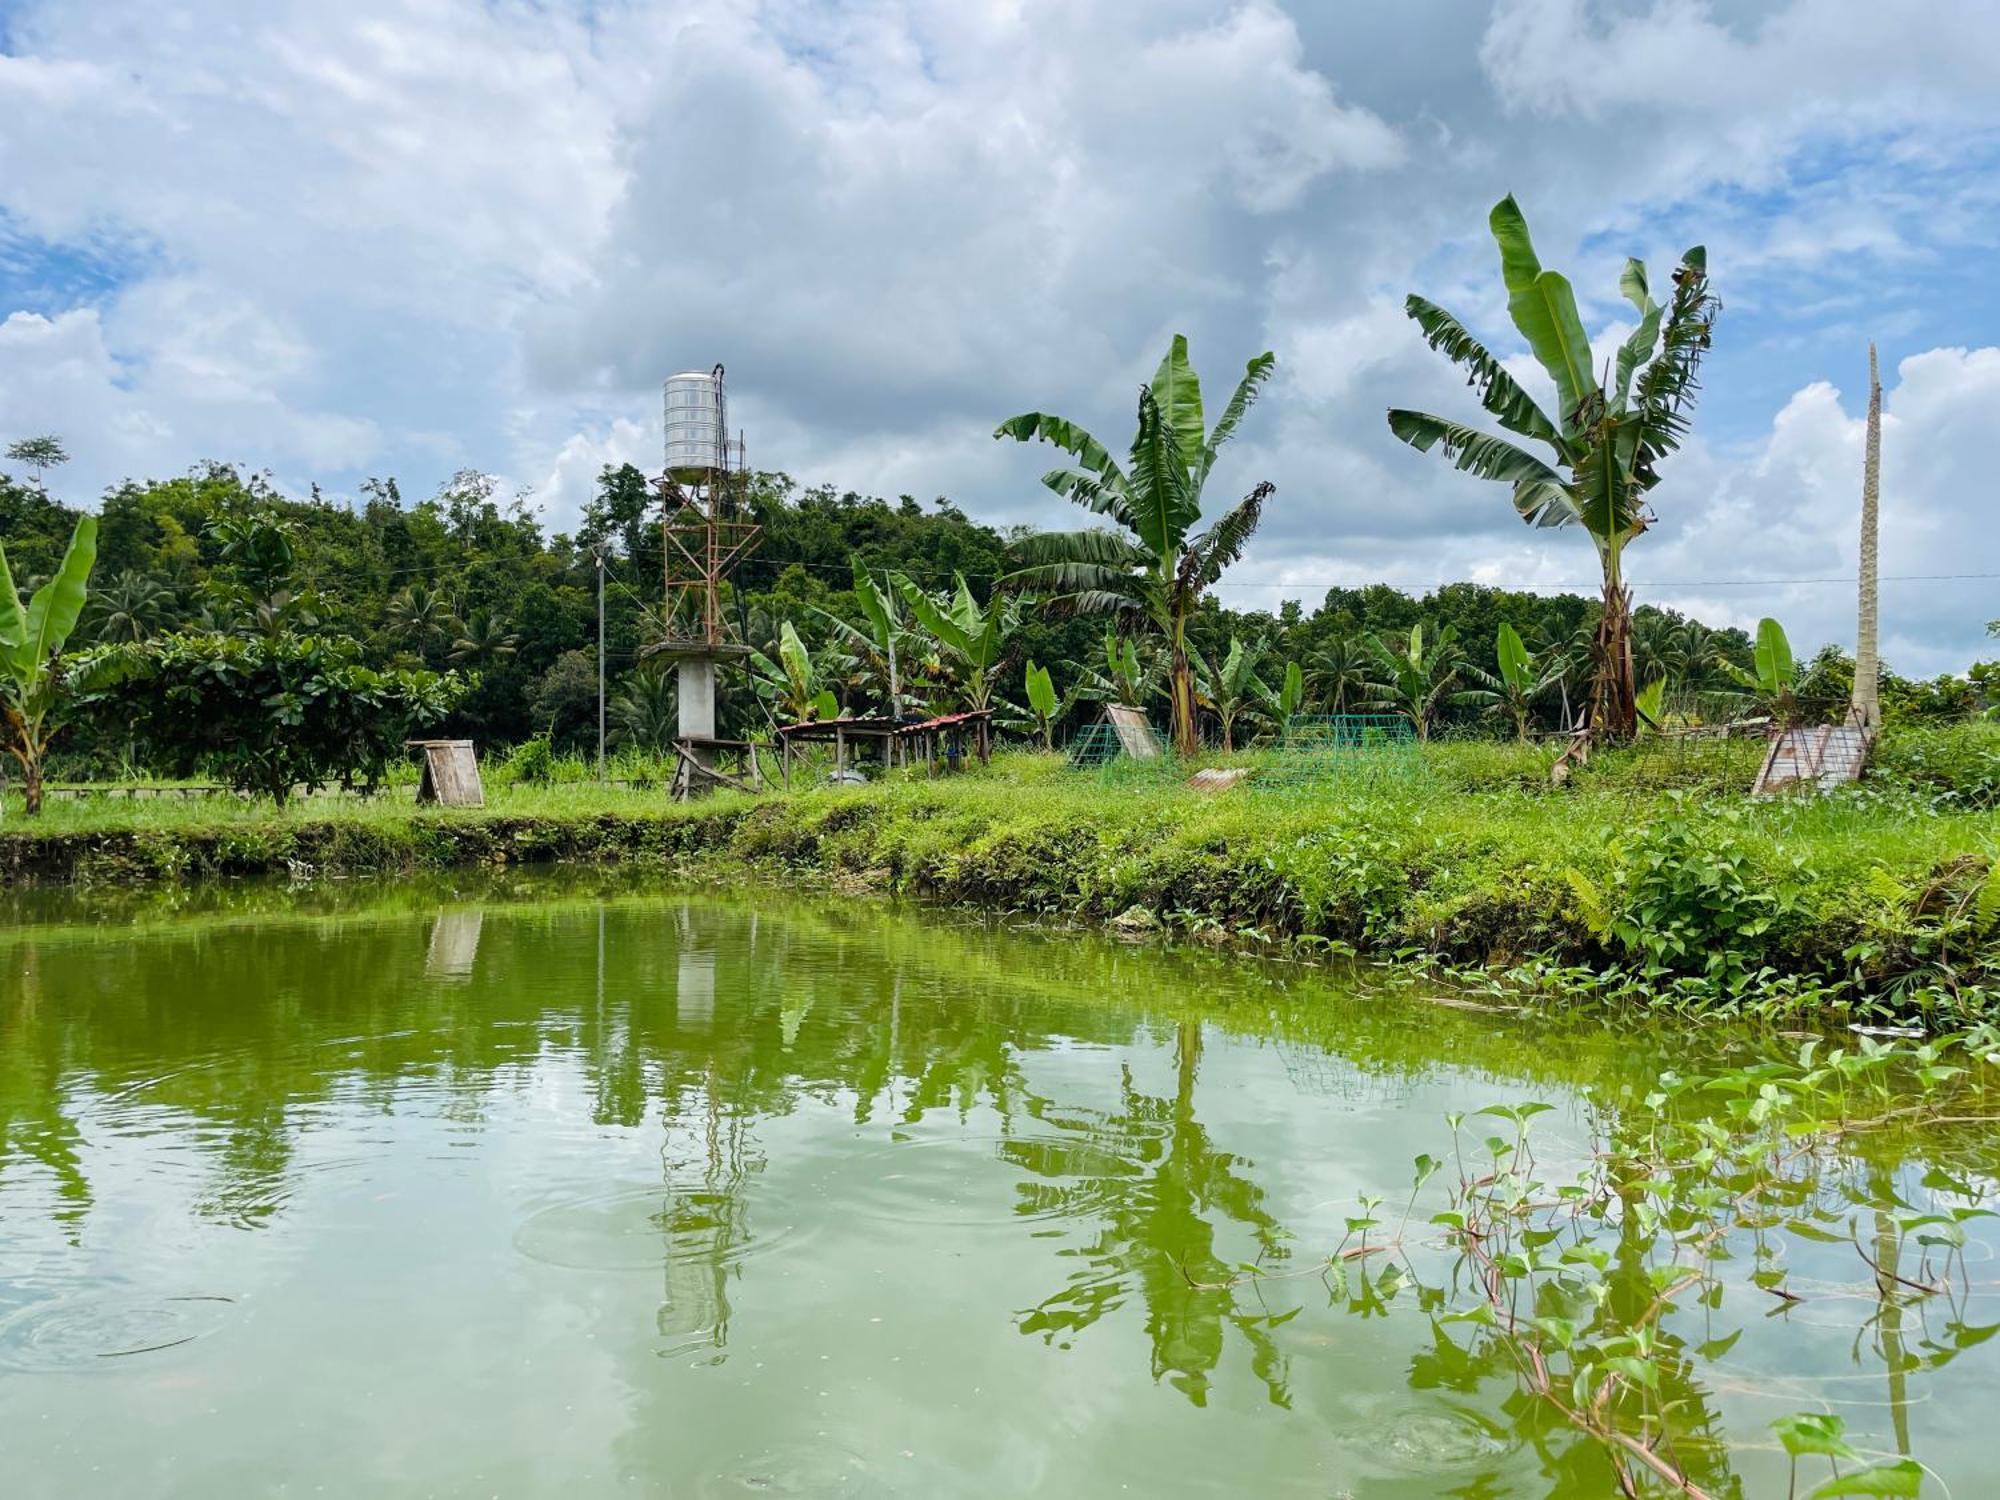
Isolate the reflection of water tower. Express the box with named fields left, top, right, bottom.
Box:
left=650, top=366, right=762, bottom=794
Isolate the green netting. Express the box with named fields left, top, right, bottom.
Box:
left=1066, top=717, right=1173, bottom=778
left=1066, top=721, right=1125, bottom=769
left=1281, top=714, right=1417, bottom=751
left=1257, top=713, right=1426, bottom=794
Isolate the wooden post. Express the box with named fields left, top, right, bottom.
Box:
left=782, top=734, right=791, bottom=791
left=835, top=727, right=846, bottom=781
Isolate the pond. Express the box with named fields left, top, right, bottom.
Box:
left=2, top=875, right=1994, bottom=1497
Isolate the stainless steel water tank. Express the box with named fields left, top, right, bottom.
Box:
left=663, top=370, right=725, bottom=480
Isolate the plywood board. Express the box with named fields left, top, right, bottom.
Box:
left=412, top=740, right=485, bottom=807
left=1104, top=704, right=1160, bottom=759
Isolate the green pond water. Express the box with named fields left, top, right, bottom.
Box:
left=2, top=875, right=1995, bottom=1498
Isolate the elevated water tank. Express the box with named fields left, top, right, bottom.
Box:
left=663, top=369, right=726, bottom=481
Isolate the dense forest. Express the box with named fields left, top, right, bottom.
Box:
left=0, top=456, right=1981, bottom=773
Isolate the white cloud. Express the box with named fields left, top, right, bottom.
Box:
left=0, top=0, right=1995, bottom=667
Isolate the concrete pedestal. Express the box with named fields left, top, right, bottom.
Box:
left=677, top=656, right=717, bottom=764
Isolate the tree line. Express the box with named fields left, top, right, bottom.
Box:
left=3, top=196, right=1990, bottom=809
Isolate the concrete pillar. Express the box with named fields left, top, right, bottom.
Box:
left=677, top=655, right=717, bottom=766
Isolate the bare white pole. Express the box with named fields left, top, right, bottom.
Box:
left=596, top=550, right=607, bottom=783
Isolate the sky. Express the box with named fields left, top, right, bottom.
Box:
left=0, top=0, right=1996, bottom=672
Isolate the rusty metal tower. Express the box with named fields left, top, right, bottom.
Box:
left=656, top=364, right=760, bottom=650
left=651, top=365, right=762, bottom=791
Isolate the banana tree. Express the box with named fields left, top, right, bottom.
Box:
left=1192, top=637, right=1269, bottom=753
left=810, top=565, right=924, bottom=718
left=1023, top=660, right=1061, bottom=749
left=1468, top=622, right=1567, bottom=741
left=997, top=335, right=1277, bottom=756
left=1260, top=658, right=1305, bottom=733
left=1079, top=629, right=1160, bottom=711
left=1386, top=196, right=1717, bottom=741
left=1, top=516, right=99, bottom=815
left=748, top=621, right=838, bottom=725
left=892, top=572, right=1019, bottom=713
left=1724, top=617, right=1796, bottom=714
left=1362, top=621, right=1471, bottom=743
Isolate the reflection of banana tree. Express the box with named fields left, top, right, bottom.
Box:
left=1016, top=1021, right=1293, bottom=1408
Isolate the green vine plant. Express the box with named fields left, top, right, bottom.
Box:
left=1191, top=1036, right=1998, bottom=1497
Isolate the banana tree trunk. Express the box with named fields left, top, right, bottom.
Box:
left=21, top=754, right=43, bottom=817
left=1591, top=577, right=1638, bottom=743
left=1170, top=663, right=1197, bottom=756
left=1169, top=649, right=1198, bottom=757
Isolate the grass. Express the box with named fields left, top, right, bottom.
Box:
left=6, top=723, right=1999, bottom=1020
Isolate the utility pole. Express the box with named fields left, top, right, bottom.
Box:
left=596, top=549, right=607, bottom=783
left=1852, top=343, right=1883, bottom=733
left=884, top=569, right=901, bottom=768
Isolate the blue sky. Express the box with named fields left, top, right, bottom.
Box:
left=0, top=0, right=1996, bottom=670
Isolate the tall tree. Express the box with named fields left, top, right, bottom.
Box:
left=1853, top=344, right=1883, bottom=733
left=1306, top=636, right=1369, bottom=715
left=997, top=336, right=1277, bottom=755
left=5, top=435, right=69, bottom=495
left=1386, top=196, right=1717, bottom=741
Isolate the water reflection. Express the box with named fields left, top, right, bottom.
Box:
left=0, top=881, right=1995, bottom=1497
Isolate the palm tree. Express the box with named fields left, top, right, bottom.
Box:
left=449, top=608, right=520, bottom=668
left=1363, top=622, right=1471, bottom=743
left=1660, top=617, right=1726, bottom=693
left=1306, top=636, right=1370, bottom=715
left=1386, top=196, right=1717, bottom=741
left=1192, top=637, right=1268, bottom=752
left=90, top=570, right=179, bottom=643
left=997, top=336, right=1277, bottom=756
left=609, top=664, right=677, bottom=752
left=1466, top=622, right=1566, bottom=741
left=387, top=583, right=454, bottom=664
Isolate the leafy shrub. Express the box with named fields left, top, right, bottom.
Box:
left=1873, top=722, right=2000, bottom=810
left=81, top=632, right=466, bottom=805
left=499, top=734, right=556, bottom=786
left=1567, top=798, right=1786, bottom=989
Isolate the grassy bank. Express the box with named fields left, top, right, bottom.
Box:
left=5, top=728, right=1999, bottom=1021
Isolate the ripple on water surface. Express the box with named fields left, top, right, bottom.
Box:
left=0, top=1283, right=234, bottom=1373
left=512, top=1182, right=807, bottom=1273
left=694, top=1441, right=878, bottom=1497
left=844, top=1131, right=1143, bottom=1229
left=1320, top=1392, right=1517, bottom=1481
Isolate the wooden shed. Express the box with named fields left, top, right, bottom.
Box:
left=774, top=709, right=993, bottom=789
